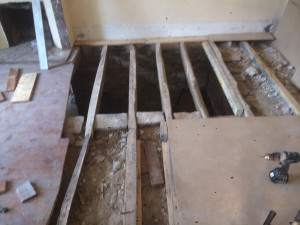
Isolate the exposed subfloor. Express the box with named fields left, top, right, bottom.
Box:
left=217, top=41, right=300, bottom=116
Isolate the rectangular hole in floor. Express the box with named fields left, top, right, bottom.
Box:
left=186, top=42, right=234, bottom=116
left=136, top=44, right=162, bottom=112
left=71, top=46, right=102, bottom=116
left=99, top=45, right=129, bottom=114
left=161, top=43, right=196, bottom=113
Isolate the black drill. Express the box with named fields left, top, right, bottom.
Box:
left=264, top=151, right=300, bottom=184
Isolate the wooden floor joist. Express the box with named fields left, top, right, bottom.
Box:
left=156, top=44, right=173, bottom=121
left=180, top=42, right=209, bottom=118
left=202, top=41, right=244, bottom=117
left=136, top=140, right=142, bottom=225
left=240, top=41, right=300, bottom=115
left=206, top=41, right=254, bottom=117
left=57, top=46, right=108, bottom=225
left=124, top=44, right=138, bottom=225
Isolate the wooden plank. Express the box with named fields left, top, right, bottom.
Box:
left=202, top=41, right=244, bottom=116
left=6, top=68, right=20, bottom=92
left=11, top=73, right=37, bottom=103
left=155, top=44, right=173, bottom=121
left=74, top=32, right=275, bottom=46
left=141, top=147, right=149, bottom=174
left=94, top=113, right=128, bottom=130
left=63, top=116, right=84, bottom=134
left=179, top=42, right=209, bottom=118
left=128, top=45, right=137, bottom=129
left=85, top=45, right=108, bottom=136
left=144, top=141, right=164, bottom=186
left=57, top=135, right=90, bottom=225
left=136, top=111, right=164, bottom=125
left=173, top=111, right=202, bottom=120
left=32, top=0, right=48, bottom=70
left=136, top=140, right=142, bottom=225
left=207, top=41, right=254, bottom=117
left=241, top=41, right=300, bottom=115
left=123, top=129, right=137, bottom=225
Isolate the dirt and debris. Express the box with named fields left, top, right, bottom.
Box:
left=251, top=41, right=300, bottom=103
left=140, top=126, right=168, bottom=225
left=68, top=130, right=127, bottom=225
left=217, top=42, right=295, bottom=116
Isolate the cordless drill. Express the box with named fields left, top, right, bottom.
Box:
left=264, top=151, right=300, bottom=184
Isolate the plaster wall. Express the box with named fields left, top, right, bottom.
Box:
left=60, top=0, right=288, bottom=42
left=275, top=0, right=300, bottom=89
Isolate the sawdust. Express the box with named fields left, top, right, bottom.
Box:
left=68, top=130, right=127, bottom=225
left=217, top=42, right=295, bottom=116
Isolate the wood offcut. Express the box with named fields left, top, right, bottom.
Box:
left=6, top=68, right=20, bottom=91
left=11, top=73, right=37, bottom=103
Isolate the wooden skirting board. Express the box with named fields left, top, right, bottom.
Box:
left=75, top=32, right=275, bottom=46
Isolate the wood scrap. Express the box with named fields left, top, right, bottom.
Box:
left=0, top=92, right=5, bottom=102
left=0, top=180, right=6, bottom=194
left=6, top=68, right=20, bottom=91
left=141, top=148, right=149, bottom=175
left=16, top=181, right=37, bottom=203
left=144, top=141, right=164, bottom=186
left=11, top=73, right=38, bottom=103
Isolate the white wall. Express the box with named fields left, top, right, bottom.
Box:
left=275, top=0, right=300, bottom=89
left=61, top=0, right=288, bottom=42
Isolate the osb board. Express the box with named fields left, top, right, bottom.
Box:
left=0, top=63, right=73, bottom=224
left=168, top=116, right=300, bottom=225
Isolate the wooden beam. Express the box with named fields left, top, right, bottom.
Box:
left=180, top=42, right=209, bottom=118
left=57, top=135, right=90, bottom=225
left=136, top=111, right=165, bottom=125
left=128, top=45, right=137, bottom=129
left=74, top=32, right=275, bottom=47
left=32, top=0, right=48, bottom=70
left=136, top=140, right=142, bottom=225
left=155, top=44, right=173, bottom=121
left=123, top=129, right=137, bottom=225
left=202, top=41, right=244, bottom=116
left=85, top=46, right=108, bottom=136
left=241, top=41, right=300, bottom=115
left=206, top=41, right=254, bottom=117
left=94, top=113, right=128, bottom=130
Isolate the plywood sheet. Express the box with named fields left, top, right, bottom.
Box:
left=11, top=73, right=37, bottom=103
left=0, top=63, right=73, bottom=225
left=168, top=116, right=300, bottom=225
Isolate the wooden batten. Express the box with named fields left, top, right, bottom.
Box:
left=179, top=42, right=209, bottom=118
left=85, top=46, right=108, bottom=136
left=241, top=41, right=300, bottom=115
left=206, top=41, right=254, bottom=117
left=58, top=46, right=108, bottom=225
left=136, top=111, right=165, bottom=125
left=136, top=140, right=142, bottom=225
left=94, top=113, right=128, bottom=130
left=202, top=41, right=244, bottom=117
left=155, top=44, right=173, bottom=121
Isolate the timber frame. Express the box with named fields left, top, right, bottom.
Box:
left=58, top=40, right=299, bottom=225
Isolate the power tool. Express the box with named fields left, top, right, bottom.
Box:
left=264, top=151, right=300, bottom=184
